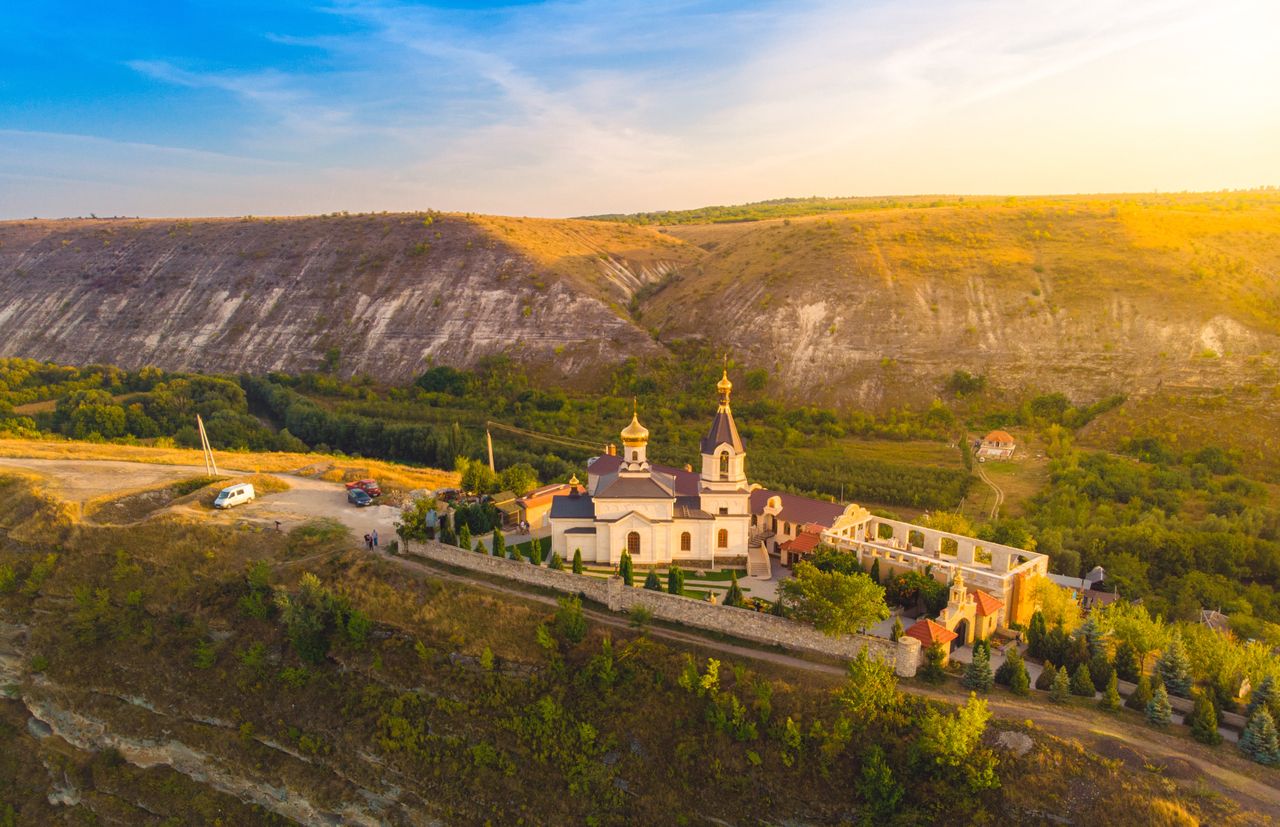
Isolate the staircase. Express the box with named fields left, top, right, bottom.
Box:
left=746, top=539, right=772, bottom=579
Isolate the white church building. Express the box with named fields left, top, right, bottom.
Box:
left=548, top=371, right=752, bottom=566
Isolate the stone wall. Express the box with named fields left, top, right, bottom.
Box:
left=409, top=540, right=919, bottom=677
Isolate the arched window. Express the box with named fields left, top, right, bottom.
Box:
left=680, top=532, right=691, bottom=552
left=631, top=450, right=638, bottom=461
left=717, top=529, right=728, bottom=549
left=719, top=451, right=730, bottom=480
left=627, top=531, right=640, bottom=556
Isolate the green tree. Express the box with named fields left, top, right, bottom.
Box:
left=474, top=539, right=485, bottom=554
left=1008, top=656, right=1030, bottom=696
left=1070, top=663, right=1095, bottom=697
left=1035, top=660, right=1057, bottom=692
left=857, top=745, right=903, bottom=819
left=962, top=640, right=993, bottom=693
left=1026, top=610, right=1047, bottom=661
left=274, top=572, right=341, bottom=665
left=553, top=595, right=587, bottom=645
left=1088, top=649, right=1112, bottom=691
left=644, top=569, right=662, bottom=591
left=1246, top=676, right=1277, bottom=720
left=1146, top=683, right=1173, bottom=726
left=491, top=528, right=506, bottom=558
left=1049, top=666, right=1071, bottom=703
left=572, top=549, right=584, bottom=574
left=528, top=540, right=543, bottom=566
left=778, top=561, right=889, bottom=637
left=1189, top=691, right=1222, bottom=745
left=1099, top=669, right=1122, bottom=711
left=723, top=572, right=745, bottom=607
left=1126, top=673, right=1152, bottom=712
left=1113, top=640, right=1140, bottom=683
left=920, top=644, right=947, bottom=685
left=548, top=551, right=564, bottom=571
left=498, top=462, right=539, bottom=496
left=1240, top=708, right=1280, bottom=765
left=667, top=565, right=685, bottom=596
left=996, top=648, right=1029, bottom=695
left=890, top=616, right=904, bottom=642
left=868, top=558, right=881, bottom=584
left=1156, top=632, right=1193, bottom=698
left=619, top=550, right=633, bottom=587
left=458, top=523, right=472, bottom=552
left=840, top=648, right=899, bottom=719
left=919, top=693, right=991, bottom=768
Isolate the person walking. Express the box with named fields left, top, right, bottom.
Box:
left=364, top=533, right=372, bottom=549
left=372, top=529, right=379, bottom=548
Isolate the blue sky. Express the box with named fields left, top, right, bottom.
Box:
left=1, top=0, right=1278, bottom=218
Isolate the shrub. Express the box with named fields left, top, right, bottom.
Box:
left=644, top=570, right=662, bottom=591
left=619, top=550, right=633, bottom=586
left=548, top=551, right=564, bottom=571
left=1156, top=633, right=1193, bottom=698
left=1240, top=708, right=1280, bottom=765
left=1190, top=691, right=1222, bottom=745
left=572, top=549, right=583, bottom=574
left=919, top=644, right=947, bottom=685
left=1112, top=640, right=1140, bottom=683
left=1126, top=673, right=1152, bottom=713
left=667, top=565, right=685, bottom=596
left=890, top=616, right=903, bottom=642
left=193, top=639, right=217, bottom=669
left=723, top=572, right=745, bottom=607
left=1034, top=660, right=1057, bottom=692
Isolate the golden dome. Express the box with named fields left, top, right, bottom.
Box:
left=568, top=474, right=580, bottom=486
left=717, top=369, right=732, bottom=394
left=620, top=410, right=649, bottom=445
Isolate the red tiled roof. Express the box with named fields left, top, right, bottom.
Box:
left=973, top=590, right=1004, bottom=618
left=983, top=430, right=1015, bottom=445
left=905, top=619, right=958, bottom=646
left=749, top=489, right=845, bottom=527
left=781, top=531, right=823, bottom=554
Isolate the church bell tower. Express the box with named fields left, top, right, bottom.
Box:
left=699, top=370, right=747, bottom=490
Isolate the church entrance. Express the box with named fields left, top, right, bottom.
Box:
left=627, top=531, right=641, bottom=558
left=951, top=619, right=969, bottom=652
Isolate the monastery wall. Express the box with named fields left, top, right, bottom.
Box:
left=408, top=539, right=920, bottom=677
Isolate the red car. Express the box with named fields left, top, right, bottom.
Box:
left=344, top=479, right=382, bottom=498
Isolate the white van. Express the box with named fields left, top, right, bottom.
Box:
left=213, top=483, right=256, bottom=509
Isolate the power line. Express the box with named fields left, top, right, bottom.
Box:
left=484, top=420, right=610, bottom=470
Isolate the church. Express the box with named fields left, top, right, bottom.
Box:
left=548, top=371, right=752, bottom=567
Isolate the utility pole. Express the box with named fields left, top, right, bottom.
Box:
left=196, top=414, right=218, bottom=476
left=486, top=428, right=495, bottom=473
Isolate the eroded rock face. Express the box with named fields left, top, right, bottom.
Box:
left=0, top=215, right=659, bottom=385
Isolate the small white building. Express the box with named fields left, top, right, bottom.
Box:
left=976, top=430, right=1016, bottom=460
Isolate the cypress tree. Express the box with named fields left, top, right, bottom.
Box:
left=723, top=572, right=745, bottom=607
left=439, top=514, right=457, bottom=547
left=1246, top=675, right=1276, bottom=720
left=458, top=523, right=472, bottom=552
left=1099, top=669, right=1122, bottom=711
left=996, top=648, right=1029, bottom=691
left=1126, top=673, right=1152, bottom=712
left=474, top=539, right=485, bottom=554
left=1156, top=632, right=1193, bottom=698
left=619, top=550, right=634, bottom=587
left=667, top=566, right=685, bottom=596
left=869, top=558, right=881, bottom=585
left=890, top=616, right=904, bottom=642
left=1190, top=691, right=1222, bottom=745
left=962, top=640, right=993, bottom=692
left=1043, top=624, right=1070, bottom=668
left=920, top=644, right=947, bottom=685
left=1146, top=683, right=1173, bottom=726
left=1026, top=611, right=1047, bottom=660
left=491, top=528, right=505, bottom=558
left=1240, top=708, right=1280, bottom=766
left=1035, top=660, right=1057, bottom=692
left=529, top=541, right=543, bottom=566
left=548, top=551, right=564, bottom=571
left=572, top=549, right=584, bottom=575
left=1113, top=640, right=1140, bottom=683
left=1049, top=666, right=1071, bottom=703
left=644, top=569, right=662, bottom=591
left=1071, top=663, right=1096, bottom=697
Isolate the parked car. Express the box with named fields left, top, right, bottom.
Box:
left=347, top=488, right=373, bottom=507
left=345, top=479, right=382, bottom=497
left=214, top=484, right=255, bottom=509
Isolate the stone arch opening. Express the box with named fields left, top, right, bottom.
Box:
left=719, top=451, right=730, bottom=480
left=940, top=537, right=958, bottom=556
left=680, top=532, right=691, bottom=552
left=908, top=529, right=925, bottom=549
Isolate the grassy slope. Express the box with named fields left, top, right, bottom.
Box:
left=0, top=475, right=1261, bottom=825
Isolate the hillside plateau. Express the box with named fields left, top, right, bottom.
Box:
left=1, top=192, right=1278, bottom=413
